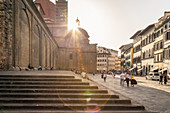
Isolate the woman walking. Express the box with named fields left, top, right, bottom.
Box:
left=159, top=72, right=163, bottom=85
left=125, top=72, right=130, bottom=87
left=164, top=72, right=168, bottom=85
left=103, top=71, right=107, bottom=82
left=131, top=73, right=136, bottom=87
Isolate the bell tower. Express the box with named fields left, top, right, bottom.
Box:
left=55, top=0, right=68, bottom=38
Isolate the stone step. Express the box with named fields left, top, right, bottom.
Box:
left=0, top=81, right=89, bottom=85
left=0, top=88, right=108, bottom=93
left=0, top=93, right=119, bottom=98
left=0, top=84, right=98, bottom=89
left=0, top=110, right=155, bottom=113
left=0, top=73, right=151, bottom=113
left=0, top=98, right=130, bottom=104
left=0, top=103, right=145, bottom=111
left=0, top=75, right=75, bottom=78
left=0, top=78, right=82, bottom=81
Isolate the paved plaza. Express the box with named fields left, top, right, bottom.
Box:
left=87, top=74, right=170, bottom=113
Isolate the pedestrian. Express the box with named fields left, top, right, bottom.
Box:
left=103, top=71, right=107, bottom=82
left=113, top=72, right=115, bottom=78
left=120, top=71, right=125, bottom=86
left=101, top=71, right=104, bottom=78
left=38, top=66, right=42, bottom=71
left=131, top=73, right=135, bottom=87
left=125, top=72, right=130, bottom=87
left=164, top=72, right=168, bottom=85
left=159, top=72, right=163, bottom=85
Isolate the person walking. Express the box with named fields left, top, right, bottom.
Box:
left=120, top=71, right=125, bottom=86
left=125, top=72, right=130, bottom=87
left=131, top=73, right=135, bottom=87
left=101, top=71, right=104, bottom=79
left=164, top=72, right=168, bottom=85
left=159, top=72, right=163, bottom=85
left=103, top=71, right=107, bottom=82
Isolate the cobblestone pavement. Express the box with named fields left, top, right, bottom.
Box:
left=88, top=74, right=170, bottom=113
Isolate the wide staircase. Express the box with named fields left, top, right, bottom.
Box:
left=0, top=72, right=153, bottom=113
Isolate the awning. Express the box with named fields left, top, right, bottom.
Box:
left=129, top=67, right=135, bottom=71
left=151, top=67, right=159, bottom=71
left=137, top=68, right=143, bottom=72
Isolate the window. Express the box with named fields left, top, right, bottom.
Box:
left=165, top=24, right=167, bottom=29
left=163, top=50, right=165, bottom=58
left=143, top=52, right=145, bottom=59
left=157, top=43, right=159, bottom=50
left=154, top=33, right=156, bottom=39
left=152, top=33, right=155, bottom=41
left=156, top=55, right=159, bottom=62
left=160, top=41, right=163, bottom=49
left=157, top=31, right=160, bottom=37
left=149, top=49, right=151, bottom=57
left=143, top=40, right=145, bottom=46
left=160, top=53, right=163, bottom=61
left=165, top=32, right=170, bottom=41
left=161, top=29, right=163, bottom=34
left=149, top=35, right=152, bottom=43
left=154, top=45, right=156, bottom=51
left=146, top=37, right=148, bottom=44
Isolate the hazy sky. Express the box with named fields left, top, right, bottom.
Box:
left=51, top=0, right=170, bottom=55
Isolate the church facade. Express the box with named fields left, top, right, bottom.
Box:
left=58, top=26, right=97, bottom=73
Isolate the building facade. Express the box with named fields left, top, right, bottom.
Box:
left=97, top=46, right=118, bottom=73
left=124, top=44, right=133, bottom=71
left=130, top=30, right=142, bottom=74
left=34, top=0, right=68, bottom=42
left=119, top=11, right=170, bottom=76
left=115, top=57, right=121, bottom=71
left=162, top=13, right=170, bottom=76
left=153, top=17, right=164, bottom=72
left=119, top=43, right=133, bottom=71
left=57, top=19, right=97, bottom=73
left=140, top=24, right=155, bottom=75
left=0, top=0, right=59, bottom=70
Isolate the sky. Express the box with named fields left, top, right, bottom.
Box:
left=51, top=0, right=170, bottom=55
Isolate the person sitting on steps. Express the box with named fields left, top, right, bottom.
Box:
left=38, top=66, right=42, bottom=71
left=18, top=65, right=21, bottom=71
left=28, top=64, right=34, bottom=70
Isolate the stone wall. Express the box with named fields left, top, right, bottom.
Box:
left=0, top=0, right=13, bottom=70
left=0, top=0, right=59, bottom=70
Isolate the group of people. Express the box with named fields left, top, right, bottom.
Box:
left=120, top=71, right=137, bottom=87
left=100, top=71, right=137, bottom=87
left=27, top=64, right=53, bottom=71
left=159, top=72, right=168, bottom=85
